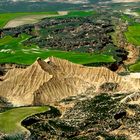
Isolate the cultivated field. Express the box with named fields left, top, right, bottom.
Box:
left=125, top=23, right=140, bottom=46
left=125, top=23, right=140, bottom=71
left=4, top=11, right=68, bottom=28
left=4, top=15, right=56, bottom=28
left=129, top=61, right=140, bottom=72
left=0, top=39, right=115, bottom=65
left=0, top=106, right=48, bottom=133
left=0, top=33, right=115, bottom=64
left=2, top=10, right=95, bottom=28
left=0, top=12, right=59, bottom=28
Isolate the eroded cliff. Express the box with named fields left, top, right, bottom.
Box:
left=0, top=57, right=140, bottom=106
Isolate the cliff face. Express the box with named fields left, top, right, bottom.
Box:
left=0, top=57, right=140, bottom=106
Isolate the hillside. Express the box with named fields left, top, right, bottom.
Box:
left=22, top=92, right=140, bottom=140
left=0, top=1, right=140, bottom=139
left=0, top=57, right=140, bottom=106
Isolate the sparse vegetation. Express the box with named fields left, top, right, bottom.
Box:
left=24, top=93, right=129, bottom=140
left=1, top=133, right=25, bottom=140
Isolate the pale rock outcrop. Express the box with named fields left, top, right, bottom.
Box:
left=0, top=57, right=140, bottom=106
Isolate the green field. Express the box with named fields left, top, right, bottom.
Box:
left=0, top=11, right=58, bottom=28
left=0, top=48, right=115, bottom=65
left=135, top=8, right=140, bottom=14
left=125, top=23, right=140, bottom=46
left=121, top=14, right=134, bottom=23
left=0, top=34, right=115, bottom=65
left=67, top=10, right=96, bottom=17
left=129, top=61, right=140, bottom=72
left=0, top=106, right=48, bottom=133
left=0, top=10, right=115, bottom=65
left=0, top=10, right=96, bottom=28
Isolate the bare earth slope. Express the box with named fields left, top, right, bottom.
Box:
left=0, top=57, right=140, bottom=106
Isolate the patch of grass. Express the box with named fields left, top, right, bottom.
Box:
left=110, top=32, right=118, bottom=46
left=0, top=34, right=30, bottom=48
left=0, top=11, right=58, bottom=28
left=134, top=8, right=140, bottom=14
left=67, top=10, right=96, bottom=17
left=129, top=61, right=140, bottom=72
left=0, top=49, right=115, bottom=65
left=0, top=106, right=48, bottom=134
left=121, top=14, right=134, bottom=23
left=125, top=23, right=140, bottom=46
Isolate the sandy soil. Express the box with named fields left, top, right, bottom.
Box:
left=4, top=11, right=68, bottom=28
left=58, top=11, right=68, bottom=16
left=128, top=73, right=140, bottom=78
